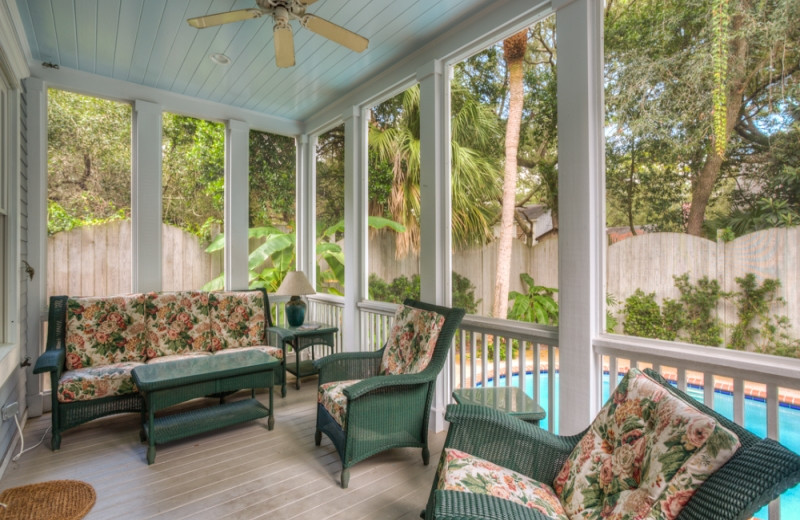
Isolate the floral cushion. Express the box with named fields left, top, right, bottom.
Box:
left=209, top=291, right=267, bottom=351
left=380, top=305, right=446, bottom=375
left=554, top=368, right=741, bottom=520
left=318, top=379, right=361, bottom=429
left=65, top=295, right=149, bottom=369
left=144, top=292, right=212, bottom=359
left=213, top=345, right=283, bottom=360
left=437, top=448, right=569, bottom=520
left=57, top=362, right=143, bottom=402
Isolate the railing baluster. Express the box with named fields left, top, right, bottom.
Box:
left=533, top=343, right=541, bottom=405
left=704, top=372, right=714, bottom=408
left=548, top=344, right=556, bottom=433
left=469, top=332, right=477, bottom=389
left=481, top=334, right=489, bottom=388
left=519, top=340, right=527, bottom=394
left=459, top=329, right=466, bottom=389
left=733, top=378, right=744, bottom=426
left=505, top=335, right=513, bottom=388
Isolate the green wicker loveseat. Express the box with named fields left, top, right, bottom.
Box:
left=33, top=289, right=285, bottom=450
left=425, top=368, right=800, bottom=520
left=314, top=299, right=465, bottom=488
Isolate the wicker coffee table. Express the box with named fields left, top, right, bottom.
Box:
left=132, top=350, right=279, bottom=464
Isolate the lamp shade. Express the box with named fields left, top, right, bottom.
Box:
left=275, top=271, right=315, bottom=296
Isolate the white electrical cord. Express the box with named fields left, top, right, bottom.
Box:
left=11, top=413, right=51, bottom=462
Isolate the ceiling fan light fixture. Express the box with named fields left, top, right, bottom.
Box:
left=209, top=53, right=231, bottom=65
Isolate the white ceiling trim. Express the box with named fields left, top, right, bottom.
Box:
left=29, top=62, right=302, bottom=136
left=304, top=0, right=553, bottom=132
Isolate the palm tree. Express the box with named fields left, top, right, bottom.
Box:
left=369, top=84, right=501, bottom=256
left=492, top=29, right=528, bottom=319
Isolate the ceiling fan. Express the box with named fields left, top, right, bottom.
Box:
left=187, top=0, right=369, bottom=68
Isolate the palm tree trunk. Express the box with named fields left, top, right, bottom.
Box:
left=493, top=30, right=527, bottom=319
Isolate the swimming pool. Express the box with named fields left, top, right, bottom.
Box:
left=478, top=371, right=800, bottom=519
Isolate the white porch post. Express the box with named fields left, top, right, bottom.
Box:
left=131, top=100, right=162, bottom=293
left=555, top=0, right=605, bottom=434
left=342, top=108, right=367, bottom=351
left=296, top=134, right=318, bottom=281
left=24, top=77, right=47, bottom=416
left=417, top=59, right=453, bottom=432
left=225, top=119, right=250, bottom=290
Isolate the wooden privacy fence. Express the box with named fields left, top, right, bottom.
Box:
left=47, top=220, right=222, bottom=298
left=48, top=221, right=800, bottom=345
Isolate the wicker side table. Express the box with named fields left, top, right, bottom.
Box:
left=268, top=323, right=338, bottom=390
left=452, top=386, right=546, bottom=425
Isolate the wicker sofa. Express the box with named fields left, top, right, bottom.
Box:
left=33, top=289, right=285, bottom=450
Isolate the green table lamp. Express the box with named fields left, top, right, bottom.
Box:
left=276, top=271, right=316, bottom=327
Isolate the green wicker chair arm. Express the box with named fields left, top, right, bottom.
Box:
left=314, top=350, right=383, bottom=384
left=432, top=490, right=555, bottom=520
left=33, top=348, right=65, bottom=376
left=342, top=372, right=431, bottom=400
left=441, top=404, right=584, bottom=484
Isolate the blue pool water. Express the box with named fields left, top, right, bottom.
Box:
left=480, top=372, right=800, bottom=519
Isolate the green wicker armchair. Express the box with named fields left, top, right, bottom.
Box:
left=425, top=368, right=800, bottom=520
left=313, top=299, right=465, bottom=488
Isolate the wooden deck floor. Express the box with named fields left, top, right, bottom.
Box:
left=1, top=377, right=445, bottom=519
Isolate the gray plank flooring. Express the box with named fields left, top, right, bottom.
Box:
left=1, top=376, right=444, bottom=519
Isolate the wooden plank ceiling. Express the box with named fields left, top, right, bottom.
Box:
left=16, top=0, right=491, bottom=122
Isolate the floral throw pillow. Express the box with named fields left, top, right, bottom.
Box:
left=65, top=296, right=149, bottom=369
left=380, top=305, right=446, bottom=375
left=437, top=448, right=569, bottom=520
left=554, top=368, right=740, bottom=520
left=144, top=292, right=212, bottom=359
left=209, top=291, right=267, bottom=351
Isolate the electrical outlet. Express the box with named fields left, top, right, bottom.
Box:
left=2, top=402, right=19, bottom=421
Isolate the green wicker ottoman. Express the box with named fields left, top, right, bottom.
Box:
left=132, top=350, right=279, bottom=464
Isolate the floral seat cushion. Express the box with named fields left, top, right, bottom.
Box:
left=318, top=379, right=361, bottom=429
left=209, top=291, right=267, bottom=351
left=554, top=368, right=741, bottom=520
left=437, top=448, right=569, bottom=520
left=145, top=292, right=212, bottom=359
left=65, top=295, right=149, bottom=369
left=57, top=362, right=143, bottom=402
left=213, top=344, right=283, bottom=360
left=380, top=305, right=446, bottom=375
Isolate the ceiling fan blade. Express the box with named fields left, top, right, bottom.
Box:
left=302, top=14, right=368, bottom=53
left=274, top=24, right=295, bottom=68
left=188, top=9, right=263, bottom=29
left=296, top=0, right=320, bottom=5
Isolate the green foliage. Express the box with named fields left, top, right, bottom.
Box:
left=507, top=274, right=558, bottom=325
left=606, top=293, right=619, bottom=333
left=730, top=273, right=781, bottom=350
left=368, top=272, right=480, bottom=315
left=728, top=273, right=799, bottom=357
left=623, top=290, right=667, bottom=340
left=204, top=217, right=405, bottom=295
left=673, top=274, right=725, bottom=346
left=47, top=201, right=126, bottom=235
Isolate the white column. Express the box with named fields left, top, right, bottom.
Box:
left=131, top=100, right=162, bottom=292
left=296, top=134, right=318, bottom=281
left=23, top=78, right=46, bottom=415
left=225, top=119, right=250, bottom=290
left=555, top=0, right=605, bottom=434
left=342, top=108, right=367, bottom=351
left=417, top=60, right=453, bottom=432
